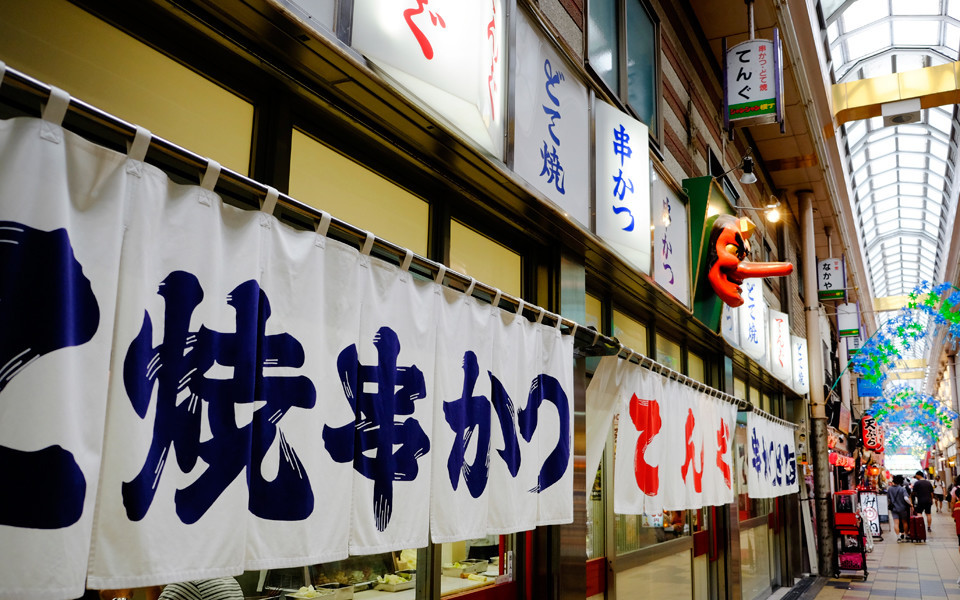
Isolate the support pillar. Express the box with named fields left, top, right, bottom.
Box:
left=799, top=190, right=833, bottom=575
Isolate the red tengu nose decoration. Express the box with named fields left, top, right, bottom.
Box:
left=706, top=215, right=793, bottom=307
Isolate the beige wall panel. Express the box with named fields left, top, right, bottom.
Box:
left=450, top=221, right=521, bottom=298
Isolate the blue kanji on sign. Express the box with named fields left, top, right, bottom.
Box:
left=518, top=375, right=570, bottom=493
left=0, top=222, right=96, bottom=529
left=123, top=271, right=316, bottom=524
left=443, top=351, right=492, bottom=499
left=750, top=427, right=762, bottom=474
left=323, top=327, right=430, bottom=532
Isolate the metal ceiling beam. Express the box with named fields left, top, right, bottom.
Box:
left=832, top=61, right=960, bottom=125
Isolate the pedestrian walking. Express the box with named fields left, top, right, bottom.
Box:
left=912, top=470, right=935, bottom=532
left=887, top=474, right=913, bottom=541
left=953, top=498, right=960, bottom=584
left=934, top=475, right=946, bottom=512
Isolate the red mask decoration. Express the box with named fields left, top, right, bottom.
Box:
left=707, top=214, right=793, bottom=307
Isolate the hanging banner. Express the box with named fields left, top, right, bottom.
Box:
left=837, top=302, right=860, bottom=337
left=861, top=415, right=884, bottom=453
left=514, top=8, right=590, bottom=227
left=768, top=309, right=792, bottom=384
left=587, top=357, right=736, bottom=515
left=1, top=116, right=575, bottom=595
left=594, top=100, right=651, bottom=274
left=791, top=335, right=809, bottom=395
left=745, top=413, right=799, bottom=498
left=351, top=0, right=505, bottom=157
left=723, top=30, right=784, bottom=130
left=817, top=258, right=845, bottom=301
left=738, top=280, right=768, bottom=364
left=0, top=114, right=127, bottom=599
left=847, top=335, right=863, bottom=356
left=652, top=169, right=689, bottom=306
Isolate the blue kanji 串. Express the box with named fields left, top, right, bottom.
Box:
left=323, top=327, right=430, bottom=532
left=123, top=271, right=316, bottom=524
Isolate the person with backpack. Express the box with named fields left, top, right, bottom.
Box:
left=887, top=474, right=913, bottom=541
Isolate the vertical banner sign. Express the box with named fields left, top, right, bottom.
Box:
left=861, top=416, right=885, bottom=453
left=351, top=0, right=505, bottom=157
left=721, top=303, right=739, bottom=347
left=595, top=100, right=652, bottom=273
left=745, top=413, right=799, bottom=498
left=723, top=29, right=784, bottom=131
left=791, top=335, right=809, bottom=395
left=817, top=258, right=845, bottom=300
left=768, top=310, right=792, bottom=384
left=837, top=303, right=860, bottom=337
left=737, top=280, right=768, bottom=364
left=513, top=8, right=589, bottom=226
left=652, top=168, right=690, bottom=306
left=859, top=491, right=882, bottom=538
left=847, top=335, right=863, bottom=356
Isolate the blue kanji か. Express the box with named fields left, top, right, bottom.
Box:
left=123, top=271, right=317, bottom=524
left=443, top=351, right=492, bottom=499
left=0, top=222, right=97, bottom=529
left=323, top=327, right=430, bottom=532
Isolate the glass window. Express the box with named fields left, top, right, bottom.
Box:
left=587, top=0, right=660, bottom=137
left=440, top=537, right=509, bottom=596
left=450, top=220, right=522, bottom=297
left=586, top=293, right=603, bottom=331
left=615, top=510, right=694, bottom=554
left=613, top=310, right=648, bottom=355
left=734, top=377, right=747, bottom=402
left=688, top=352, right=705, bottom=382
left=656, top=334, right=682, bottom=372
left=0, top=0, right=254, bottom=174
left=289, top=129, right=429, bottom=255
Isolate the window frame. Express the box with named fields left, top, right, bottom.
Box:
left=585, top=0, right=663, bottom=147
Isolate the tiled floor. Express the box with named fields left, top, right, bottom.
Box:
left=813, top=506, right=960, bottom=600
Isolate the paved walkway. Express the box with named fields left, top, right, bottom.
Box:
left=814, top=506, right=960, bottom=600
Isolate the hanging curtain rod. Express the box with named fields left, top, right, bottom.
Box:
left=0, top=62, right=625, bottom=356
left=613, top=344, right=799, bottom=429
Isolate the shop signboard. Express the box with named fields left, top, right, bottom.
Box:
left=847, top=335, right=863, bottom=356
left=768, top=309, right=792, bottom=384
left=594, top=100, right=651, bottom=273
left=652, top=167, right=689, bottom=305
left=858, top=377, right=883, bottom=398
left=817, top=258, right=845, bottom=300
left=723, top=30, right=784, bottom=130
left=839, top=400, right=852, bottom=434
left=351, top=0, right=505, bottom=157
left=721, top=303, right=739, bottom=347
left=837, top=302, right=860, bottom=337
left=860, top=491, right=882, bottom=537
left=791, top=335, right=809, bottom=394
left=861, top=415, right=884, bottom=452
left=738, top=279, right=768, bottom=365
left=514, top=8, right=590, bottom=226
left=746, top=413, right=799, bottom=498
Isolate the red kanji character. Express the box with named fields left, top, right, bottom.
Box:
left=681, top=408, right=704, bottom=492
left=716, top=419, right=732, bottom=489
left=403, top=0, right=446, bottom=60
left=628, top=394, right=661, bottom=496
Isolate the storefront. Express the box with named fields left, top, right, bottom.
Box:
left=0, top=1, right=810, bottom=600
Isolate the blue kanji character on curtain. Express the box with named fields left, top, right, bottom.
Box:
left=443, top=352, right=491, bottom=499
left=750, top=427, right=762, bottom=474
left=123, top=271, right=316, bottom=524
left=518, top=374, right=570, bottom=493
left=322, top=327, right=430, bottom=532
left=784, top=444, right=797, bottom=486
left=773, top=443, right=784, bottom=486
left=0, top=222, right=97, bottom=529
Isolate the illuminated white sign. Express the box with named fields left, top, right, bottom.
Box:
left=652, top=169, right=688, bottom=305
left=791, top=335, right=809, bottom=394
left=738, top=280, right=767, bottom=364
left=768, top=309, right=792, bottom=384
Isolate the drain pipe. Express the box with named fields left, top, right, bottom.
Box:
left=800, top=190, right=834, bottom=574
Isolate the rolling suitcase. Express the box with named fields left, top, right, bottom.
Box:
left=908, top=514, right=926, bottom=542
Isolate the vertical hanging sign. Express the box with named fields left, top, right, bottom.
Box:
left=652, top=168, right=689, bottom=305
left=723, top=28, right=784, bottom=133
left=513, top=8, right=589, bottom=226
left=594, top=100, right=651, bottom=273
left=836, top=302, right=860, bottom=337
left=721, top=303, right=739, bottom=347
left=737, top=279, right=768, bottom=364
left=791, top=335, right=809, bottom=395
left=768, top=310, right=792, bottom=384
left=817, top=258, right=845, bottom=300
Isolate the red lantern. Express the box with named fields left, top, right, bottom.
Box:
left=867, top=465, right=881, bottom=477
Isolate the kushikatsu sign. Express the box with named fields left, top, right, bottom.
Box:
left=723, top=30, right=784, bottom=131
